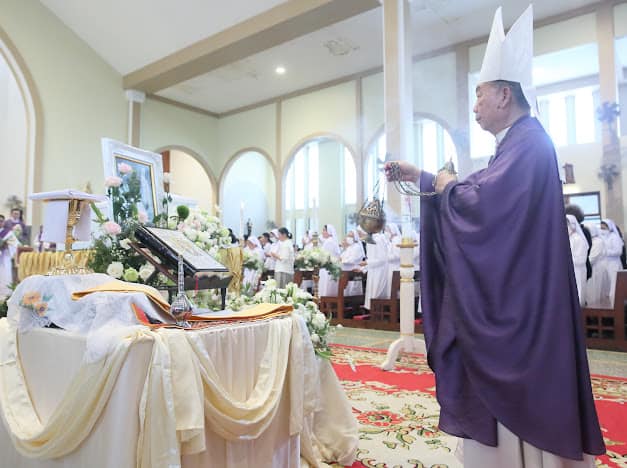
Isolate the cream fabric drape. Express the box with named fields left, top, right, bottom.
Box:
left=0, top=314, right=355, bottom=468
left=0, top=319, right=149, bottom=459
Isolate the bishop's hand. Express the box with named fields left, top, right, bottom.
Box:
left=384, top=161, right=421, bottom=183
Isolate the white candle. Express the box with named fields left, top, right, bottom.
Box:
left=239, top=201, right=244, bottom=238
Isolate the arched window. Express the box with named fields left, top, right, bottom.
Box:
left=284, top=137, right=357, bottom=245
left=220, top=150, right=275, bottom=237
left=364, top=117, right=458, bottom=198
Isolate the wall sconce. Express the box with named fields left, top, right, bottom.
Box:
left=563, top=163, right=575, bottom=184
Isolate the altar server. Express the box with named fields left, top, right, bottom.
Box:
left=567, top=215, right=588, bottom=305
left=318, top=224, right=340, bottom=296
left=386, top=5, right=604, bottom=466
left=600, top=218, right=624, bottom=306
left=362, top=231, right=390, bottom=310
left=585, top=224, right=609, bottom=307
left=340, top=230, right=365, bottom=296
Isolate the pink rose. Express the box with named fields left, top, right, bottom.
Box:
left=104, top=176, right=122, bottom=188
left=138, top=211, right=148, bottom=224
left=118, top=163, right=133, bottom=174
left=103, top=221, right=122, bottom=236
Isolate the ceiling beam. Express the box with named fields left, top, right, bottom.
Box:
left=123, top=0, right=380, bottom=93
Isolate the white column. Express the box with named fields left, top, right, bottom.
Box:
left=380, top=0, right=425, bottom=371
left=125, top=89, right=145, bottom=147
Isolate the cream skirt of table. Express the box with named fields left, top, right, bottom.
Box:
left=462, top=422, right=596, bottom=468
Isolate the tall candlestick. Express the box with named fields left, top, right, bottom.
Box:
left=239, top=201, right=244, bottom=239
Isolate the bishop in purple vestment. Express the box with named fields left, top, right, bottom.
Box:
left=386, top=84, right=605, bottom=465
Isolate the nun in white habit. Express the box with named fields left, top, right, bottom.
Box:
left=318, top=224, right=341, bottom=296
left=600, top=218, right=624, bottom=306
left=243, top=235, right=265, bottom=292
left=585, top=224, right=609, bottom=308
left=340, top=230, right=365, bottom=296
left=363, top=231, right=391, bottom=310
left=567, top=215, right=588, bottom=305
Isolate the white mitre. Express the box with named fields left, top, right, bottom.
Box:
left=478, top=5, right=536, bottom=114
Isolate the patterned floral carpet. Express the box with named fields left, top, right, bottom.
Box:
left=329, top=344, right=627, bottom=468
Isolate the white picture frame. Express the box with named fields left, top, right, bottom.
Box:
left=101, top=138, right=165, bottom=223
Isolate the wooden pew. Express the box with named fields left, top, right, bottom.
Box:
left=318, top=270, right=365, bottom=320
left=581, top=270, right=627, bottom=352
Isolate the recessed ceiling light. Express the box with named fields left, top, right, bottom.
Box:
left=275, top=66, right=286, bottom=75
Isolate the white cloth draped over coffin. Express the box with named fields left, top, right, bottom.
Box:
left=0, top=276, right=358, bottom=468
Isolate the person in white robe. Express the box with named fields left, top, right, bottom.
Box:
left=302, top=230, right=314, bottom=251
left=270, top=227, right=295, bottom=287
left=600, top=218, right=624, bottom=306
left=340, top=230, right=365, bottom=296
left=585, top=224, right=609, bottom=307
left=0, top=228, right=19, bottom=297
left=259, top=233, right=275, bottom=272
left=318, top=224, right=340, bottom=297
left=242, top=236, right=265, bottom=292
left=362, top=231, right=390, bottom=310
left=567, top=215, right=588, bottom=305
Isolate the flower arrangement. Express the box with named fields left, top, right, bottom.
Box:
left=294, top=248, right=341, bottom=280
left=176, top=208, right=232, bottom=258
left=242, top=250, right=264, bottom=271
left=253, top=280, right=335, bottom=358
left=189, top=279, right=336, bottom=358
left=89, top=167, right=170, bottom=287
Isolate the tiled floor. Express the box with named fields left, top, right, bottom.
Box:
left=329, top=327, right=627, bottom=379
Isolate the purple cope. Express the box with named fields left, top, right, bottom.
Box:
left=419, top=115, right=605, bottom=460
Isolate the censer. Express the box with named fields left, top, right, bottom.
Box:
left=357, top=159, right=458, bottom=243
left=357, top=179, right=386, bottom=244
left=357, top=198, right=386, bottom=244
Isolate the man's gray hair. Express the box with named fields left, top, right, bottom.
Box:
left=492, top=80, right=530, bottom=111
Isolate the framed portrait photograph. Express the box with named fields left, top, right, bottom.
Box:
left=101, top=138, right=165, bottom=222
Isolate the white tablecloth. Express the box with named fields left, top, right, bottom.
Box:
left=0, top=319, right=356, bottom=468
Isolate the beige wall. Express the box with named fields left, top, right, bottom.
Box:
left=217, top=104, right=276, bottom=172
left=0, top=54, right=27, bottom=217
left=0, top=0, right=127, bottom=201
left=168, top=149, right=214, bottom=213
left=141, top=98, right=219, bottom=178
left=281, top=81, right=358, bottom=167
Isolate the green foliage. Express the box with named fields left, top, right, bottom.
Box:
left=176, top=205, right=190, bottom=221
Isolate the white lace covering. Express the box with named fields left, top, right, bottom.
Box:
left=7, top=274, right=164, bottom=362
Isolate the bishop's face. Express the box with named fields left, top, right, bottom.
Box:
left=473, top=82, right=505, bottom=135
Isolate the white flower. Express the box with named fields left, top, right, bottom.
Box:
left=197, top=231, right=211, bottom=244
left=336, top=323, right=344, bottom=329
left=138, top=211, right=148, bottom=224
left=312, top=312, right=326, bottom=329
left=310, top=333, right=320, bottom=344
left=183, top=228, right=198, bottom=241
left=265, top=279, right=277, bottom=289
left=106, top=262, right=124, bottom=279
left=119, top=238, right=132, bottom=250
left=163, top=172, right=172, bottom=184
left=104, top=176, right=122, bottom=188
left=139, top=263, right=155, bottom=281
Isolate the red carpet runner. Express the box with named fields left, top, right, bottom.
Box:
left=330, top=344, right=627, bottom=468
